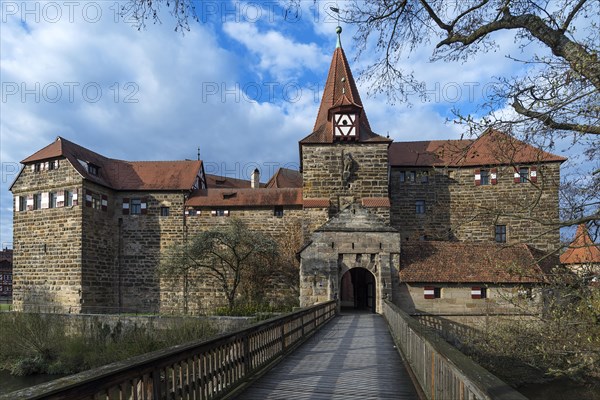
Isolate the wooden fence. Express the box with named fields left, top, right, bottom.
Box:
left=3, top=301, right=337, bottom=400
left=383, top=300, right=528, bottom=400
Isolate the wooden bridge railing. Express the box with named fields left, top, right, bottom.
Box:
left=3, top=301, right=337, bottom=400
left=383, top=300, right=528, bottom=400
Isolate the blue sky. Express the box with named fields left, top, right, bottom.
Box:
left=0, top=1, right=591, bottom=247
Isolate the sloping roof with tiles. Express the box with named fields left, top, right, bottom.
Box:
left=560, top=224, right=600, bottom=265
left=18, top=136, right=202, bottom=191
left=400, top=242, right=557, bottom=283
left=186, top=188, right=303, bottom=207
left=265, top=168, right=302, bottom=188
left=389, top=129, right=566, bottom=167
left=299, top=45, right=389, bottom=145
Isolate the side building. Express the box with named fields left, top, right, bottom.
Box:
left=0, top=248, right=13, bottom=302
left=10, top=137, right=204, bottom=313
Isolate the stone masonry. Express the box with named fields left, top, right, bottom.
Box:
left=390, top=163, right=561, bottom=252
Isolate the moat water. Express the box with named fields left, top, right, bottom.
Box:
left=518, top=378, right=600, bottom=400
left=0, top=371, right=63, bottom=396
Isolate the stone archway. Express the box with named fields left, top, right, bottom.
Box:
left=340, top=267, right=376, bottom=312
left=298, top=206, right=400, bottom=314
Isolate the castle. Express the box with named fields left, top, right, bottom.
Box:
left=10, top=30, right=564, bottom=315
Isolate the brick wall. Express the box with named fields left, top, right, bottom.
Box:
left=389, top=163, right=561, bottom=252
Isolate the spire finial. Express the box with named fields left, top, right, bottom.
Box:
left=336, top=26, right=342, bottom=48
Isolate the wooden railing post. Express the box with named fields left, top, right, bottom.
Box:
left=3, top=301, right=337, bottom=400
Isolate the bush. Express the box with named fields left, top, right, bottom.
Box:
left=0, top=313, right=218, bottom=376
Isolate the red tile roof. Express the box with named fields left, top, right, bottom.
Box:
left=205, top=174, right=254, bottom=189
left=185, top=188, right=303, bottom=207
left=400, top=242, right=555, bottom=283
left=389, top=129, right=566, bottom=167
left=361, top=197, right=391, bottom=208
left=300, top=47, right=390, bottom=145
left=19, top=137, right=202, bottom=191
left=303, top=198, right=330, bottom=208
left=560, top=224, right=600, bottom=264
left=265, top=168, right=302, bottom=188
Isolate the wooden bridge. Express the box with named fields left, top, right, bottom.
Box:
left=236, top=312, right=418, bottom=399
left=3, top=301, right=527, bottom=400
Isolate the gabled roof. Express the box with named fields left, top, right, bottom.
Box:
left=265, top=168, right=302, bottom=188
left=205, top=174, right=255, bottom=189
left=185, top=188, right=303, bottom=207
left=400, top=242, right=555, bottom=283
left=300, top=46, right=390, bottom=145
left=18, top=137, right=202, bottom=191
left=389, top=129, right=566, bottom=167
left=560, top=224, right=600, bottom=264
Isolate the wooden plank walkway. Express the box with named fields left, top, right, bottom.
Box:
left=235, top=312, right=420, bottom=399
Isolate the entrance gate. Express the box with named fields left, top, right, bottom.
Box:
left=340, top=268, right=376, bottom=312
left=299, top=206, right=400, bottom=314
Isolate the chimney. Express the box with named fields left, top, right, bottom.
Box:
left=251, top=168, right=260, bottom=189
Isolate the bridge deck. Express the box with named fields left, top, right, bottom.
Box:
left=236, top=311, right=419, bottom=399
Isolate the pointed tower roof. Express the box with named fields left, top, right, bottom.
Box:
left=560, top=224, right=600, bottom=265
left=300, top=27, right=390, bottom=144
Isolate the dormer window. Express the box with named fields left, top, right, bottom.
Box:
left=87, top=163, right=99, bottom=176
left=78, top=159, right=99, bottom=176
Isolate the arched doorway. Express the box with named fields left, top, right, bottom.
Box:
left=340, top=268, right=376, bottom=312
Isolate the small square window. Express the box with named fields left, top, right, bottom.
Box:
left=407, top=171, right=416, bottom=182
left=480, top=170, right=490, bottom=185
left=424, top=287, right=441, bottom=299
left=49, top=192, right=57, bottom=208
left=213, top=209, right=228, bottom=217
left=19, top=196, right=27, bottom=212
left=65, top=191, right=73, bottom=207
left=130, top=199, right=142, bottom=215
left=91, top=194, right=101, bottom=210
left=472, top=287, right=487, bottom=299
left=34, top=163, right=41, bottom=172
left=33, top=193, right=42, bottom=210
left=415, top=200, right=425, bottom=214
left=160, top=207, right=170, bottom=217
left=421, top=173, right=429, bottom=184
left=495, top=225, right=507, bottom=243
left=399, top=171, right=406, bottom=183
left=274, top=206, right=284, bottom=218
left=519, top=167, right=529, bottom=183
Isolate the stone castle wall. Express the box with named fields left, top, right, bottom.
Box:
left=11, top=159, right=84, bottom=311
left=302, top=143, right=389, bottom=213
left=395, top=283, right=542, bottom=315
left=389, top=163, right=561, bottom=251
left=160, top=206, right=308, bottom=314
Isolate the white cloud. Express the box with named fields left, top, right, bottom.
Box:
left=222, top=21, right=329, bottom=81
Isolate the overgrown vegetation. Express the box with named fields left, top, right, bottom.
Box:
left=458, top=272, right=600, bottom=386
left=0, top=313, right=217, bottom=376
left=161, top=219, right=300, bottom=314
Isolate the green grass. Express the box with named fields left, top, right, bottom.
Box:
left=0, top=304, right=11, bottom=311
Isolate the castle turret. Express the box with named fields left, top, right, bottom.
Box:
left=300, top=27, right=391, bottom=218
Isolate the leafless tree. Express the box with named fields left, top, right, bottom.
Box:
left=161, top=219, right=278, bottom=312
